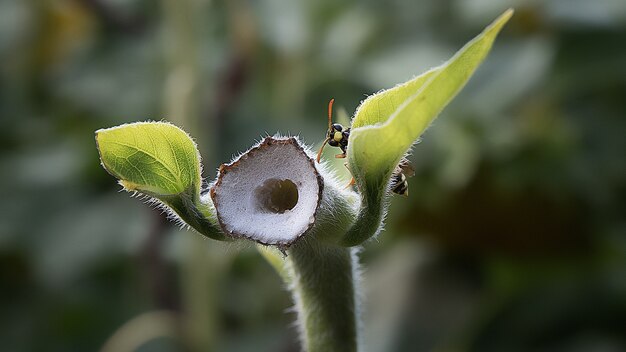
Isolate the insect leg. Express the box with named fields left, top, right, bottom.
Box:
left=316, top=137, right=330, bottom=163
left=343, top=163, right=356, bottom=189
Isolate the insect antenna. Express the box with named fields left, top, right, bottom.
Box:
left=327, top=98, right=334, bottom=130
left=316, top=98, right=335, bottom=163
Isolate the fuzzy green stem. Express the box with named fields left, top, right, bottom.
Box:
left=340, top=172, right=388, bottom=247
left=162, top=192, right=230, bottom=242
left=287, top=240, right=360, bottom=352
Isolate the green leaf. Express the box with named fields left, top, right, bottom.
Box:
left=96, top=121, right=229, bottom=241
left=96, top=121, right=201, bottom=196
left=341, top=9, right=513, bottom=246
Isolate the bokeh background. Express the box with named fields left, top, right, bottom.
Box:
left=1, top=0, right=625, bottom=351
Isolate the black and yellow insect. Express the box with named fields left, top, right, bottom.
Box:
left=316, top=99, right=350, bottom=162
left=390, top=158, right=415, bottom=196
left=316, top=99, right=414, bottom=196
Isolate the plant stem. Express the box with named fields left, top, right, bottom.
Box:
left=161, top=0, right=221, bottom=349
left=340, top=175, right=385, bottom=247
left=287, top=240, right=360, bottom=352
left=164, top=193, right=230, bottom=241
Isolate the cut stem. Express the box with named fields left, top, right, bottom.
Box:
left=288, top=240, right=359, bottom=352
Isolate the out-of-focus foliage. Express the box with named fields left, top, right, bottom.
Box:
left=0, top=0, right=624, bottom=352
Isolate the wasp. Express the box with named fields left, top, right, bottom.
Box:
left=316, top=99, right=350, bottom=163
left=316, top=99, right=355, bottom=188
left=390, top=158, right=415, bottom=196
left=316, top=98, right=413, bottom=196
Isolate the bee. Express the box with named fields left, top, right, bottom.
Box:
left=316, top=98, right=413, bottom=196
left=390, top=158, right=415, bottom=196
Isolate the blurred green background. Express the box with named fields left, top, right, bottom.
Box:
left=1, top=0, right=625, bottom=351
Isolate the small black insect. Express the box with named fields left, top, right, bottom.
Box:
left=390, top=158, right=415, bottom=196
left=316, top=99, right=355, bottom=187
left=316, top=99, right=351, bottom=163
left=316, top=99, right=413, bottom=195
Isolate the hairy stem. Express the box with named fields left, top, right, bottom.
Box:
left=340, top=171, right=388, bottom=247
left=287, top=240, right=360, bottom=352
left=163, top=193, right=230, bottom=241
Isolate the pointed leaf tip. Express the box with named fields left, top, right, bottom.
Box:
left=342, top=9, right=513, bottom=246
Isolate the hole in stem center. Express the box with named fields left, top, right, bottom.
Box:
left=255, top=178, right=299, bottom=214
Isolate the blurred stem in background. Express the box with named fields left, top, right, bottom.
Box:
left=162, top=0, right=228, bottom=351
left=161, top=0, right=257, bottom=350
left=100, top=311, right=179, bottom=352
